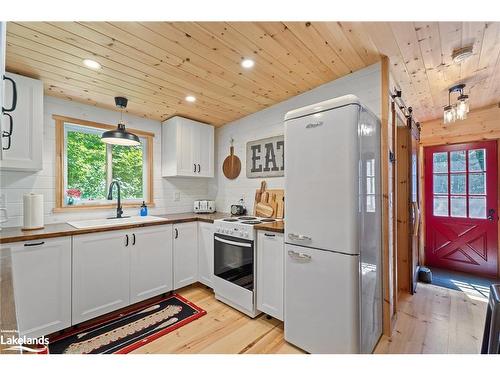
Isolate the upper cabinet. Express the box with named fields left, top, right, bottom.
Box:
left=161, top=116, right=214, bottom=178
left=1, top=72, right=43, bottom=171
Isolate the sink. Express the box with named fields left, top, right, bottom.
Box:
left=67, top=216, right=167, bottom=229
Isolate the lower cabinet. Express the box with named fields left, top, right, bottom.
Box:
left=130, top=225, right=173, bottom=303
left=8, top=237, right=72, bottom=338
left=73, top=226, right=174, bottom=324
left=198, top=222, right=214, bottom=288
left=72, top=230, right=131, bottom=324
left=173, top=222, right=198, bottom=289
left=257, top=231, right=284, bottom=321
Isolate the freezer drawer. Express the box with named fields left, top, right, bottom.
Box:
left=284, top=244, right=360, bottom=354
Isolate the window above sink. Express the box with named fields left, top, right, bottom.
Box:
left=53, top=115, right=155, bottom=212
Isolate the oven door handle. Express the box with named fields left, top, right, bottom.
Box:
left=214, top=235, right=252, bottom=248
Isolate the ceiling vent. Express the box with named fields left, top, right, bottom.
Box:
left=452, top=45, right=474, bottom=64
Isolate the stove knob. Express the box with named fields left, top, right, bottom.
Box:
left=243, top=232, right=249, bottom=238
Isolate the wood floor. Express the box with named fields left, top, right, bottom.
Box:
left=132, top=282, right=487, bottom=354
left=375, top=283, right=488, bottom=354
left=131, top=283, right=304, bottom=354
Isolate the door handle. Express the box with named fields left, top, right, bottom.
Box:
left=264, top=233, right=275, bottom=237
left=132, top=233, right=136, bottom=245
left=174, top=228, right=178, bottom=239
left=198, top=164, right=201, bottom=173
left=288, top=250, right=312, bottom=261
left=125, top=234, right=129, bottom=247
left=2, top=75, right=17, bottom=112
left=288, top=233, right=312, bottom=241
left=487, top=208, right=496, bottom=221
left=194, top=164, right=197, bottom=173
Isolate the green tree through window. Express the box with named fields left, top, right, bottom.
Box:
left=65, top=123, right=145, bottom=205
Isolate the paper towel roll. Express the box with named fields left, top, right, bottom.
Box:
left=22, top=193, right=44, bottom=230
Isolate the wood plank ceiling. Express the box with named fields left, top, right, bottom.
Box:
left=5, top=22, right=500, bottom=126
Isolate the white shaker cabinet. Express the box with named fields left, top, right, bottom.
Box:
left=130, top=225, right=173, bottom=304
left=7, top=237, right=71, bottom=338
left=1, top=72, right=43, bottom=171
left=198, top=222, right=214, bottom=288
left=72, top=230, right=131, bottom=324
left=173, top=222, right=198, bottom=289
left=257, top=231, right=284, bottom=321
left=161, top=116, right=214, bottom=177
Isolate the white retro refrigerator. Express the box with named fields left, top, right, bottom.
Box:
left=284, top=95, right=382, bottom=354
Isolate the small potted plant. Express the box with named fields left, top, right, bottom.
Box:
left=66, top=188, right=81, bottom=205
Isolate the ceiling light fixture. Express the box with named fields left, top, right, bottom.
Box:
left=82, top=59, right=102, bottom=70
left=452, top=45, right=474, bottom=64
left=443, top=84, right=470, bottom=124
left=101, top=97, right=140, bottom=146
left=241, top=58, right=255, bottom=69
left=185, top=95, right=196, bottom=103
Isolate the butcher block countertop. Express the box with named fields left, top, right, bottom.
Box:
left=0, top=212, right=228, bottom=244
left=254, top=220, right=284, bottom=234
left=0, top=212, right=284, bottom=244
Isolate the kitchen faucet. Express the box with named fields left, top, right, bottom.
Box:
left=107, top=181, right=128, bottom=219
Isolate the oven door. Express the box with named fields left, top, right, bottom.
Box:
left=214, top=234, right=254, bottom=291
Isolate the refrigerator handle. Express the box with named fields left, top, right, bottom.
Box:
left=288, top=250, right=312, bottom=261
left=288, top=233, right=312, bottom=241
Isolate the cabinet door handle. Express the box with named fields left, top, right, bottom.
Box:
left=125, top=234, right=129, bottom=247
left=194, top=164, right=197, bottom=173
left=174, top=228, right=178, bottom=239
left=264, top=233, right=275, bottom=237
left=2, top=75, right=17, bottom=112
left=24, top=241, right=45, bottom=247
left=132, top=233, right=136, bottom=245
left=198, top=164, right=201, bottom=173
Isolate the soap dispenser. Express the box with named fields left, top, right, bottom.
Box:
left=140, top=201, right=148, bottom=216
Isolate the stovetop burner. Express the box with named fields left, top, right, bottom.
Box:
left=223, top=218, right=239, bottom=222
left=241, top=220, right=262, bottom=225
left=238, top=216, right=257, bottom=220
left=260, top=218, right=276, bottom=222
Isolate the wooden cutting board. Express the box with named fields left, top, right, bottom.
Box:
left=253, top=183, right=284, bottom=219
left=222, top=144, right=241, bottom=180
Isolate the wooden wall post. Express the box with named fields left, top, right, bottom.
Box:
left=380, top=55, right=394, bottom=337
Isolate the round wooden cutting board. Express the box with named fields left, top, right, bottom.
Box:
left=222, top=145, right=241, bottom=179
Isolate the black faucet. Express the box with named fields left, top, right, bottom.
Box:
left=107, top=181, right=124, bottom=219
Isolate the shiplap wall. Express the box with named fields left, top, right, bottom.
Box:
left=211, top=63, right=382, bottom=214
left=0, top=96, right=210, bottom=227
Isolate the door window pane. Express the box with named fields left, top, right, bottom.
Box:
left=433, top=152, right=448, bottom=173
left=451, top=196, right=467, bottom=217
left=468, top=149, right=486, bottom=171
left=450, top=151, right=466, bottom=172
left=450, top=173, right=466, bottom=194
left=433, top=174, right=448, bottom=194
left=469, top=173, right=486, bottom=195
left=433, top=196, right=448, bottom=216
left=469, top=196, right=486, bottom=218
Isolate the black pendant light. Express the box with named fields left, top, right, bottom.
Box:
left=101, top=97, right=140, bottom=146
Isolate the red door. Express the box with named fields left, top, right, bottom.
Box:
left=425, top=141, right=498, bottom=278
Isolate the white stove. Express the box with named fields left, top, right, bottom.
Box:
left=214, top=216, right=279, bottom=241
left=213, top=216, right=280, bottom=318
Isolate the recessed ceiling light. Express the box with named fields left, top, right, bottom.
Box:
left=241, top=59, right=255, bottom=69
left=185, top=95, right=196, bottom=103
left=83, top=59, right=102, bottom=70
